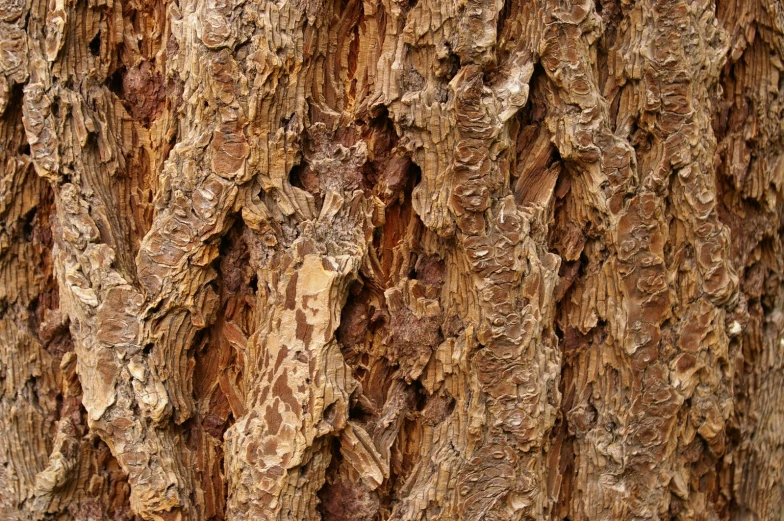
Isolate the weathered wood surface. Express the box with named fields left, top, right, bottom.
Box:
left=1, top=0, right=783, bottom=519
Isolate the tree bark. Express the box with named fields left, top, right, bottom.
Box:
left=1, top=0, right=783, bottom=519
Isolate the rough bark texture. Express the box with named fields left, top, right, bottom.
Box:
left=1, top=0, right=784, bottom=519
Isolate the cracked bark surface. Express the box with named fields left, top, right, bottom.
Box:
left=1, top=0, right=784, bottom=519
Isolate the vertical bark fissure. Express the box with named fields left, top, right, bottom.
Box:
left=2, top=0, right=784, bottom=519
left=714, top=0, right=784, bottom=518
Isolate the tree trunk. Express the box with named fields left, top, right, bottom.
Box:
left=1, top=0, right=783, bottom=519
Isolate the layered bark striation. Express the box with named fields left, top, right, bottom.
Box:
left=1, top=0, right=784, bottom=520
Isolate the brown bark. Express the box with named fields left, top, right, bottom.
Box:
left=1, top=0, right=783, bottom=519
